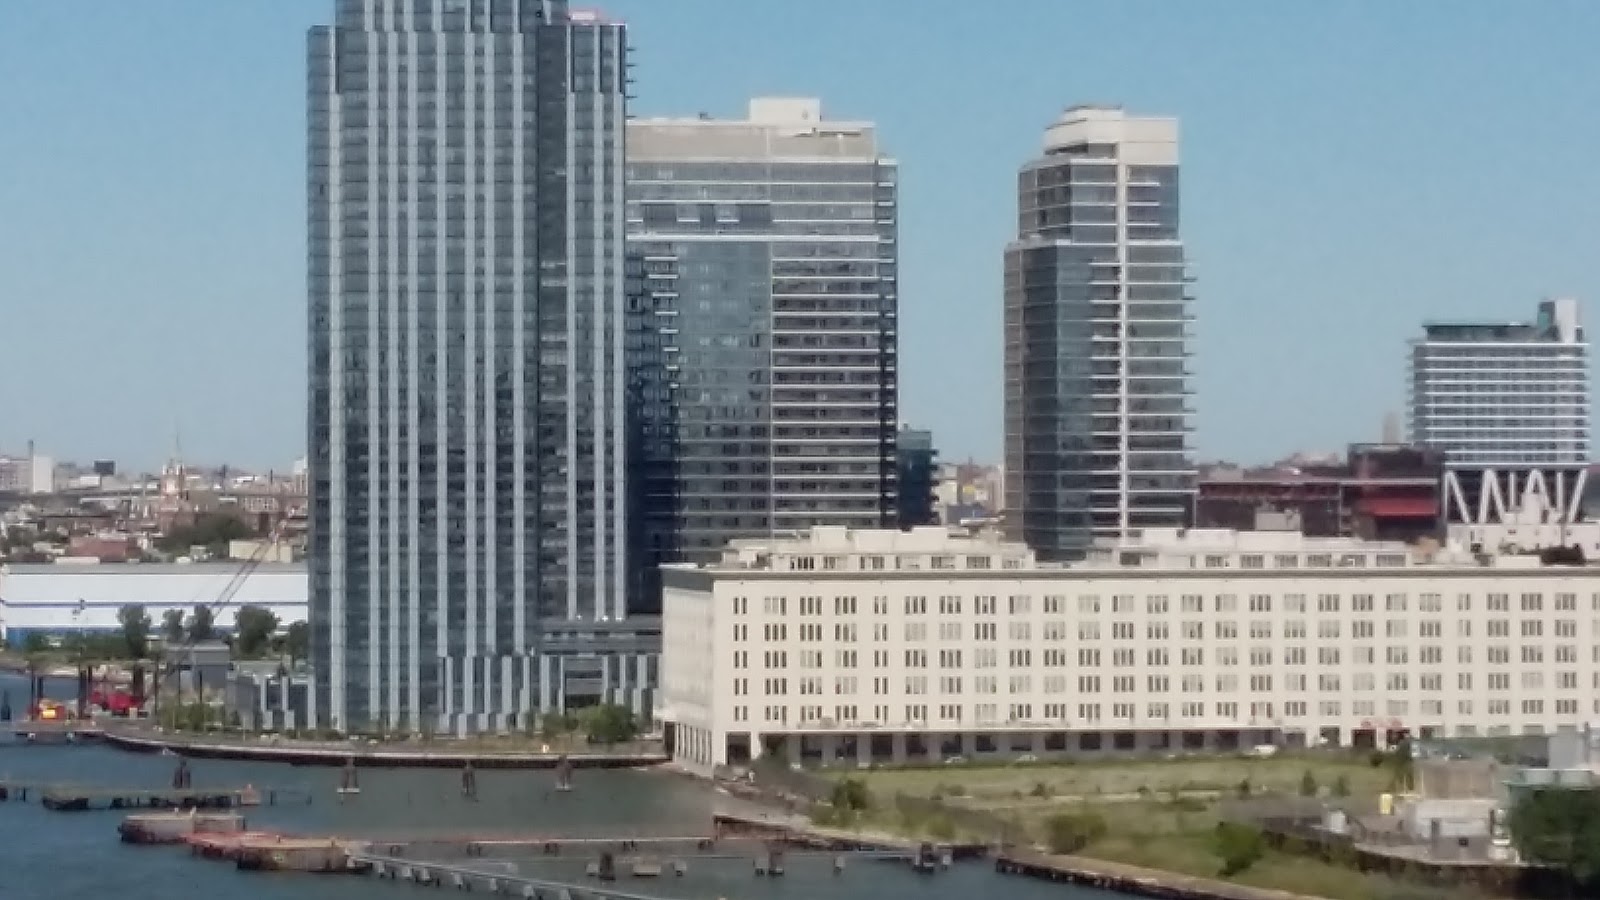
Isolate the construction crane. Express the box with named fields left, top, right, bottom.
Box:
left=152, top=521, right=291, bottom=715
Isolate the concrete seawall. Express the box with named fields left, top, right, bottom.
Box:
left=101, top=729, right=668, bottom=769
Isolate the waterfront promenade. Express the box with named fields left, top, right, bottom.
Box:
left=98, top=723, right=669, bottom=769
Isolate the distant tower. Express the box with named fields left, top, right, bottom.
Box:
left=1381, top=412, right=1401, bottom=445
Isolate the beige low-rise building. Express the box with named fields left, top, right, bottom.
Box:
left=661, top=525, right=1600, bottom=772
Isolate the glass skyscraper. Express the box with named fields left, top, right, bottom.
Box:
left=627, top=98, right=900, bottom=567
left=1003, top=106, right=1194, bottom=561
left=307, top=0, right=652, bottom=735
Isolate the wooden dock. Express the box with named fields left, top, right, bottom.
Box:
left=0, top=781, right=307, bottom=811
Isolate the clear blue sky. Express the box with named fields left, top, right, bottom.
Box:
left=3, top=1, right=1599, bottom=471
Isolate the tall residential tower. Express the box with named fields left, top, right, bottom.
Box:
left=1410, top=298, right=1589, bottom=468
left=627, top=98, right=900, bottom=568
left=1410, top=298, right=1591, bottom=528
left=307, top=0, right=651, bottom=735
left=1003, top=106, right=1194, bottom=560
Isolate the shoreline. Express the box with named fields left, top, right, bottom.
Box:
left=99, top=727, right=669, bottom=769
left=996, top=851, right=1338, bottom=900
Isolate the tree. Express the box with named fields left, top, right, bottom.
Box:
left=1509, top=788, right=1600, bottom=890
left=580, top=703, right=639, bottom=745
left=117, top=604, right=152, bottom=659
left=283, top=620, right=310, bottom=662
left=157, top=512, right=256, bottom=557
left=1332, top=774, right=1351, bottom=798
left=21, top=632, right=50, bottom=654
left=1300, top=769, right=1319, bottom=797
left=186, top=605, right=215, bottom=644
left=1212, top=822, right=1265, bottom=876
left=541, top=712, right=579, bottom=741
left=830, top=778, right=873, bottom=813
left=161, top=608, right=186, bottom=644
left=1044, top=810, right=1108, bottom=854
left=233, top=605, right=279, bottom=658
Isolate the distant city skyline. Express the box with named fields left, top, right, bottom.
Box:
left=6, top=1, right=1600, bottom=469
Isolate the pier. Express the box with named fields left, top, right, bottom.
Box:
left=355, top=853, right=698, bottom=899
left=0, top=780, right=307, bottom=811
left=0, top=721, right=103, bottom=745
left=99, top=727, right=667, bottom=769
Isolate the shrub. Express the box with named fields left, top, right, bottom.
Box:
left=829, top=777, right=873, bottom=813
left=1332, top=774, right=1351, bottom=798
left=1300, top=770, right=1319, bottom=797
left=1044, top=810, right=1109, bottom=855
left=1236, top=777, right=1252, bottom=798
left=1212, top=822, right=1266, bottom=876
left=1030, top=781, right=1052, bottom=799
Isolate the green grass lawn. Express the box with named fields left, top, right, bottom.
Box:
left=842, top=753, right=1394, bottom=803
left=818, top=755, right=1462, bottom=900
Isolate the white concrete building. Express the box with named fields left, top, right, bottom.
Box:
left=0, top=562, right=307, bottom=642
left=661, top=526, right=1600, bottom=772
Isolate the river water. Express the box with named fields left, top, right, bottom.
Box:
left=0, top=673, right=1121, bottom=900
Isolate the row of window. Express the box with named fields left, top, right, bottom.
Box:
left=729, top=668, right=1598, bottom=698
left=734, top=591, right=1596, bottom=617
left=729, top=697, right=1592, bottom=727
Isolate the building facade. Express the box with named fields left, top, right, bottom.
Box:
left=662, top=526, right=1600, bottom=772
left=0, top=563, right=307, bottom=643
left=1003, top=106, right=1194, bottom=562
left=627, top=97, right=900, bottom=569
left=1410, top=298, right=1589, bottom=469
left=307, top=0, right=652, bottom=735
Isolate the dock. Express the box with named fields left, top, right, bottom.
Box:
left=359, top=832, right=939, bottom=864
left=189, top=832, right=355, bottom=872
left=0, top=781, right=305, bottom=811
left=354, top=851, right=746, bottom=898
left=99, top=728, right=666, bottom=769
left=119, top=811, right=247, bottom=844
left=995, top=850, right=1329, bottom=900
left=0, top=721, right=103, bottom=745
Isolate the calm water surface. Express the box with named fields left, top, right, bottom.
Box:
left=0, top=674, right=1122, bottom=900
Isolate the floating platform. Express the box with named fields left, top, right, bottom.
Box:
left=235, top=836, right=357, bottom=873
left=119, top=811, right=246, bottom=844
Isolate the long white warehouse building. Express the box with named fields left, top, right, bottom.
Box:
left=0, top=562, right=307, bottom=641
left=661, top=525, right=1600, bottom=772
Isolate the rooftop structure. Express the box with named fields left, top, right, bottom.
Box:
left=1196, top=444, right=1443, bottom=542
